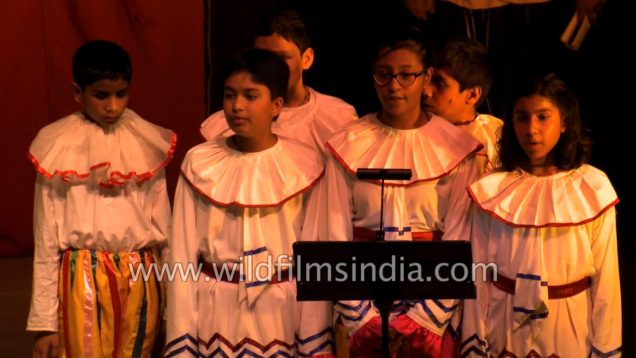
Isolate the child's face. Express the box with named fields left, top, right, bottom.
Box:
left=223, top=71, right=283, bottom=139
left=423, top=68, right=475, bottom=123
left=74, top=78, right=129, bottom=127
left=254, top=34, right=313, bottom=91
left=373, top=48, right=426, bottom=119
left=513, top=95, right=564, bottom=166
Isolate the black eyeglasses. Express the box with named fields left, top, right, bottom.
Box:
left=373, top=71, right=425, bottom=87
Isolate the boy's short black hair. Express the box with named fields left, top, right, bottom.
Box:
left=430, top=38, right=492, bottom=107
left=72, top=40, right=132, bottom=89
left=498, top=73, right=591, bottom=171
left=223, top=48, right=289, bottom=103
left=255, top=9, right=311, bottom=53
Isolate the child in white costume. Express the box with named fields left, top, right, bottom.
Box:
left=461, top=74, right=622, bottom=357
left=422, top=38, right=503, bottom=352
left=323, top=29, right=482, bottom=357
left=165, top=48, right=332, bottom=357
left=424, top=37, right=503, bottom=175
left=199, top=9, right=356, bottom=158
left=27, top=40, right=175, bottom=358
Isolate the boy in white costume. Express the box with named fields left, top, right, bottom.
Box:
left=27, top=40, right=176, bottom=358
left=323, top=29, right=482, bottom=357
left=424, top=37, right=503, bottom=175
left=165, top=48, right=332, bottom=357
left=199, top=9, right=357, bottom=158
left=461, top=74, right=621, bottom=357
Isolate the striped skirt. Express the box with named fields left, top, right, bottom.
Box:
left=58, top=248, right=163, bottom=358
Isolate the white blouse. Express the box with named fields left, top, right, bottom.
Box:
left=462, top=165, right=621, bottom=357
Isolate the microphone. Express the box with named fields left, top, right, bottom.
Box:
left=356, top=168, right=412, bottom=241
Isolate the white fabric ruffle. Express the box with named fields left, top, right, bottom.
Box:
left=28, top=109, right=176, bottom=187
left=326, top=113, right=482, bottom=185
left=468, top=164, right=619, bottom=227
left=181, top=136, right=324, bottom=207
left=466, top=114, right=503, bottom=159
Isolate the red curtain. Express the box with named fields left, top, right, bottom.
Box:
left=0, top=0, right=205, bottom=256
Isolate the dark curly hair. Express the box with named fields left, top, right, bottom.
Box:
left=498, top=73, right=591, bottom=171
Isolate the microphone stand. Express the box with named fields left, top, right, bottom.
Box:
left=356, top=168, right=411, bottom=358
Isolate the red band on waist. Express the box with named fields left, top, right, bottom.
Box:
left=491, top=273, right=591, bottom=299
left=353, top=226, right=442, bottom=241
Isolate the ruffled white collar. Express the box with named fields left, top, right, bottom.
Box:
left=326, top=113, right=482, bottom=185
left=28, top=109, right=176, bottom=187
left=468, top=164, right=618, bottom=227
left=181, top=136, right=324, bottom=207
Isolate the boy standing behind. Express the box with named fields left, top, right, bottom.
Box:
left=200, top=9, right=357, bottom=158
left=425, top=38, right=503, bottom=173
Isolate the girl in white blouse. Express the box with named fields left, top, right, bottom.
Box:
left=461, top=73, right=622, bottom=357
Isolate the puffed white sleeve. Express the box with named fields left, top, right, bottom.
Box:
left=164, top=173, right=201, bottom=357
left=150, top=170, right=172, bottom=263
left=298, top=183, right=335, bottom=357
left=323, top=152, right=353, bottom=242
left=441, top=155, right=480, bottom=243
left=322, top=153, right=379, bottom=335
left=400, top=155, right=480, bottom=338
left=589, top=206, right=622, bottom=357
left=460, top=204, right=492, bottom=357
left=27, top=176, right=61, bottom=332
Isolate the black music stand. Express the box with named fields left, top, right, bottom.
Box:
left=293, top=168, right=476, bottom=358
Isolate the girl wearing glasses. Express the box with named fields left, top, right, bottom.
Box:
left=322, top=28, right=482, bottom=356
